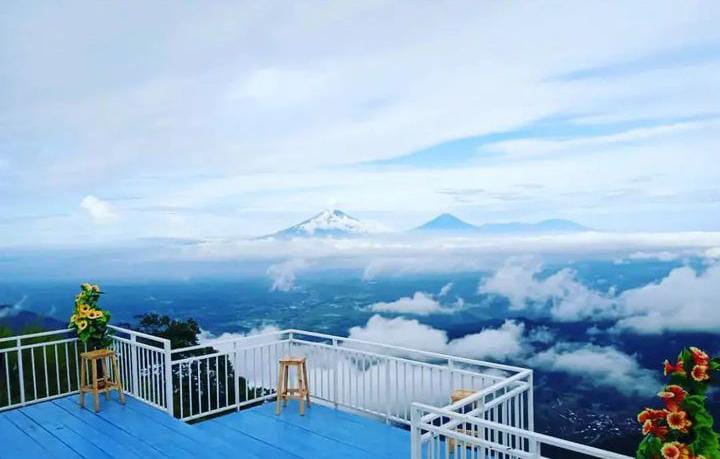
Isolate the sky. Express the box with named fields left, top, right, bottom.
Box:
left=2, top=1, right=720, bottom=247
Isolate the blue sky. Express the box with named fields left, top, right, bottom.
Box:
left=1, top=1, right=720, bottom=246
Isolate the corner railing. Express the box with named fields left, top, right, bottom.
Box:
left=0, top=325, right=171, bottom=414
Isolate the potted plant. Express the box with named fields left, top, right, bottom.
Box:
left=636, top=346, right=720, bottom=459
left=68, top=283, right=112, bottom=351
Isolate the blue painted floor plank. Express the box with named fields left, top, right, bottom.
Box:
left=255, top=401, right=410, bottom=458
left=0, top=415, right=57, bottom=459
left=54, top=397, right=201, bottom=459
left=2, top=409, right=80, bottom=459
left=206, top=407, right=384, bottom=458
left=0, top=396, right=412, bottom=459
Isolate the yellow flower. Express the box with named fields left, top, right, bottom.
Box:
left=87, top=310, right=104, bottom=320
left=78, top=304, right=91, bottom=317
left=69, top=314, right=77, bottom=323
left=77, top=320, right=88, bottom=331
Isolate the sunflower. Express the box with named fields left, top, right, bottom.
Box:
left=87, top=310, right=104, bottom=320
left=77, top=319, right=88, bottom=331
left=69, top=314, right=78, bottom=324
left=78, top=304, right=91, bottom=317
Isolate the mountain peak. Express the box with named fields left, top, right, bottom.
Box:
left=414, top=213, right=478, bottom=232
left=268, top=209, right=384, bottom=238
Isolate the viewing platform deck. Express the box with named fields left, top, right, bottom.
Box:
left=0, top=395, right=409, bottom=458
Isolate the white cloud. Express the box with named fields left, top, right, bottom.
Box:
left=478, top=257, right=617, bottom=321
left=197, top=324, right=282, bottom=353
left=614, top=263, right=720, bottom=334
left=530, top=343, right=659, bottom=396
left=0, top=295, right=26, bottom=319
left=438, top=282, right=453, bottom=297
left=80, top=195, right=118, bottom=224
left=348, top=315, right=449, bottom=355
left=627, top=250, right=680, bottom=262
left=348, top=314, right=529, bottom=361
left=447, top=320, right=528, bottom=361
left=266, top=259, right=310, bottom=292
left=369, top=291, right=448, bottom=316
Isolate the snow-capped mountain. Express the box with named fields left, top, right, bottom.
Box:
left=267, top=209, right=384, bottom=239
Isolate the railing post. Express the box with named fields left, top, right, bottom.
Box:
left=17, top=338, right=25, bottom=406
left=410, top=404, right=421, bottom=459
left=448, top=358, right=455, bottom=392
left=332, top=338, right=339, bottom=408
left=384, top=356, right=390, bottom=424
left=233, top=341, right=240, bottom=411
left=527, top=370, right=539, bottom=457
left=164, top=339, right=174, bottom=417
left=130, top=334, right=139, bottom=396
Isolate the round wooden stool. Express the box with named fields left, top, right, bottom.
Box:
left=80, top=349, right=125, bottom=412
left=275, top=357, right=310, bottom=415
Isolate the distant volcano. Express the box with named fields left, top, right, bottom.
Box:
left=266, top=209, right=384, bottom=239
left=413, top=213, right=478, bottom=232
left=413, top=214, right=591, bottom=234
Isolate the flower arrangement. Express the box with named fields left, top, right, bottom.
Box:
left=637, top=346, right=720, bottom=459
left=68, top=283, right=112, bottom=350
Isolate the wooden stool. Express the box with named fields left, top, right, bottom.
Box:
left=80, top=349, right=125, bottom=412
left=275, top=357, right=310, bottom=415
left=449, top=389, right=477, bottom=452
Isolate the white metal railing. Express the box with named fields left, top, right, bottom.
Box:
left=0, top=328, right=81, bottom=411
left=170, top=329, right=532, bottom=424
left=410, top=403, right=633, bottom=459
left=1, top=326, right=631, bottom=459
left=0, top=325, right=172, bottom=414
left=109, top=325, right=173, bottom=414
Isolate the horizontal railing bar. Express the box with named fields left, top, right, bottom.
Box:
left=0, top=328, right=75, bottom=343
left=420, top=369, right=532, bottom=424
left=0, top=337, right=79, bottom=353
left=109, top=325, right=171, bottom=345
left=172, top=331, right=289, bottom=354
left=292, top=338, right=506, bottom=382
left=287, top=329, right=529, bottom=373
left=111, top=336, right=167, bottom=352
left=170, top=339, right=290, bottom=364
left=413, top=403, right=633, bottom=459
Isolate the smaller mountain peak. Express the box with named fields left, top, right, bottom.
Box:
left=414, top=213, right=478, bottom=232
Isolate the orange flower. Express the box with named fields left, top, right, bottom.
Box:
left=666, top=410, right=692, bottom=433
left=638, top=408, right=667, bottom=424
left=691, top=365, right=710, bottom=382
left=664, top=359, right=685, bottom=376
left=689, top=347, right=709, bottom=366
left=642, top=419, right=669, bottom=439
left=661, top=442, right=690, bottom=459
left=658, top=385, right=687, bottom=411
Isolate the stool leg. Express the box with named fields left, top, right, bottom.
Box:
left=101, top=358, right=110, bottom=400
left=91, top=359, right=100, bottom=413
left=112, top=355, right=125, bottom=404
left=275, top=363, right=285, bottom=415
left=302, top=362, right=311, bottom=407
left=283, top=364, right=290, bottom=407
left=79, top=357, right=86, bottom=408
left=298, top=364, right=305, bottom=416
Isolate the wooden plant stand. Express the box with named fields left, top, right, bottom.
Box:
left=275, top=357, right=310, bottom=416
left=80, top=349, right=125, bottom=412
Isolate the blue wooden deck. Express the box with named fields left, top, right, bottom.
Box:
left=0, top=395, right=409, bottom=458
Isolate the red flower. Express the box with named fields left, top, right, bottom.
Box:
left=666, top=409, right=692, bottom=433
left=638, top=408, right=668, bottom=424
left=661, top=442, right=690, bottom=459
left=689, top=347, right=709, bottom=366
left=664, top=359, right=685, bottom=376
left=642, top=419, right=670, bottom=439
left=691, top=364, right=710, bottom=382
left=658, top=385, right=687, bottom=411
